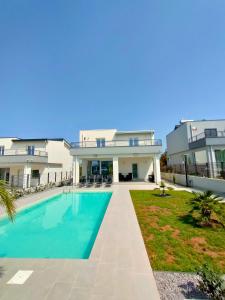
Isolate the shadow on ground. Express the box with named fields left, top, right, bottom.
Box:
left=0, top=266, right=5, bottom=278
left=178, top=214, right=200, bottom=228
left=179, top=281, right=209, bottom=299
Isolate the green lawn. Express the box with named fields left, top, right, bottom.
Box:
left=130, top=190, right=225, bottom=272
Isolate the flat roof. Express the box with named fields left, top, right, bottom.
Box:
left=12, top=138, right=71, bottom=147
left=116, top=130, right=154, bottom=134
left=0, top=137, right=19, bottom=139
left=171, top=119, right=225, bottom=132
left=180, top=119, right=225, bottom=124
left=80, top=129, right=154, bottom=134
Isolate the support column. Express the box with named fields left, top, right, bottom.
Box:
left=81, top=159, right=88, bottom=177
left=23, top=163, right=31, bottom=189
left=153, top=155, right=161, bottom=184
left=73, top=156, right=80, bottom=185
left=206, top=146, right=216, bottom=178
left=99, top=161, right=102, bottom=175
left=113, top=156, right=119, bottom=183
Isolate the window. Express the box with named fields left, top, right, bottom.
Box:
left=204, top=128, right=217, bottom=138
left=96, top=138, right=105, bottom=148
left=31, top=170, right=40, bottom=178
left=92, top=160, right=100, bottom=175
left=134, top=137, right=139, bottom=146
left=0, top=146, right=4, bottom=156
left=129, top=138, right=139, bottom=147
left=215, top=150, right=225, bottom=163
left=27, top=145, right=35, bottom=155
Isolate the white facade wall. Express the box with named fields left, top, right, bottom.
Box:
left=189, top=120, right=225, bottom=140
left=161, top=172, right=225, bottom=194
left=0, top=138, right=19, bottom=149
left=166, top=124, right=189, bottom=156
left=114, top=132, right=154, bottom=141
left=71, top=129, right=161, bottom=184
left=0, top=138, right=73, bottom=188
left=195, top=150, right=207, bottom=163
left=46, top=140, right=72, bottom=173
left=79, top=129, right=154, bottom=143
left=80, top=129, right=117, bottom=143
left=167, top=120, right=225, bottom=166
left=118, top=157, right=153, bottom=181
left=11, top=141, right=47, bottom=152
left=167, top=120, right=225, bottom=158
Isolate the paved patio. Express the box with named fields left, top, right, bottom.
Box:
left=0, top=183, right=160, bottom=300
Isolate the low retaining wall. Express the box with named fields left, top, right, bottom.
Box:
left=161, top=172, right=225, bottom=194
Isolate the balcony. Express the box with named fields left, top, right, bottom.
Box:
left=189, top=131, right=225, bottom=149
left=0, top=149, right=48, bottom=165
left=70, top=139, right=162, bottom=157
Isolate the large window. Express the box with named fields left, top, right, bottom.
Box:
left=31, top=170, right=40, bottom=178
left=129, top=137, right=139, bottom=146
left=27, top=145, right=35, bottom=155
left=0, top=146, right=4, bottom=156
left=91, top=160, right=100, bottom=175
left=204, top=128, right=217, bottom=138
left=215, top=150, right=225, bottom=163
left=89, top=160, right=113, bottom=176
left=96, top=138, right=105, bottom=148
left=101, top=161, right=113, bottom=175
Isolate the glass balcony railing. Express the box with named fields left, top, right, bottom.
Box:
left=0, top=149, right=48, bottom=156
left=189, top=131, right=225, bottom=143
left=71, top=139, right=162, bottom=148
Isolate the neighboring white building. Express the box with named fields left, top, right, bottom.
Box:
left=0, top=138, right=72, bottom=188
left=70, top=129, right=162, bottom=184
left=166, top=119, right=225, bottom=177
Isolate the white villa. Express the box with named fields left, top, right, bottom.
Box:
left=0, top=138, right=72, bottom=188
left=70, top=129, right=162, bottom=184
left=167, top=119, right=225, bottom=178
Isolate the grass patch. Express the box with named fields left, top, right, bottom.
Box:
left=130, top=190, right=225, bottom=272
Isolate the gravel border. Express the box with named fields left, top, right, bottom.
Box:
left=154, top=271, right=209, bottom=300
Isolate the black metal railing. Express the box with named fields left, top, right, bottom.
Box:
left=161, top=162, right=225, bottom=180
left=0, top=171, right=73, bottom=188
left=71, top=139, right=162, bottom=148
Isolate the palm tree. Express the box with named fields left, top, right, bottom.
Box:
left=190, top=190, right=224, bottom=226
left=0, top=180, right=16, bottom=221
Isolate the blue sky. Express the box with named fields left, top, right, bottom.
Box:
left=1, top=0, right=225, bottom=145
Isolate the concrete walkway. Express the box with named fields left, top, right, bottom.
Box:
left=0, top=184, right=160, bottom=300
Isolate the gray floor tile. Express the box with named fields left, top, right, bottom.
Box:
left=68, top=287, right=90, bottom=300
left=46, top=282, right=73, bottom=300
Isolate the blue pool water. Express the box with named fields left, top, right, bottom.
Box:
left=0, top=192, right=112, bottom=259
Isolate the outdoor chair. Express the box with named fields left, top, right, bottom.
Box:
left=95, top=175, right=102, bottom=187
left=105, top=175, right=112, bottom=187
left=78, top=176, right=86, bottom=188
left=86, top=176, right=94, bottom=187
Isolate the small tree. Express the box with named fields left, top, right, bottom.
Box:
left=0, top=180, right=16, bottom=221
left=190, top=190, right=224, bottom=227
left=160, top=152, right=167, bottom=168
left=197, top=264, right=225, bottom=300
left=160, top=181, right=166, bottom=196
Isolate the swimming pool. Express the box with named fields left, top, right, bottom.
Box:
left=0, top=192, right=112, bottom=259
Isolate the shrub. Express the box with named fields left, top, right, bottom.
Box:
left=173, top=175, right=176, bottom=184
left=190, top=191, right=224, bottom=227
left=197, top=264, right=225, bottom=300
